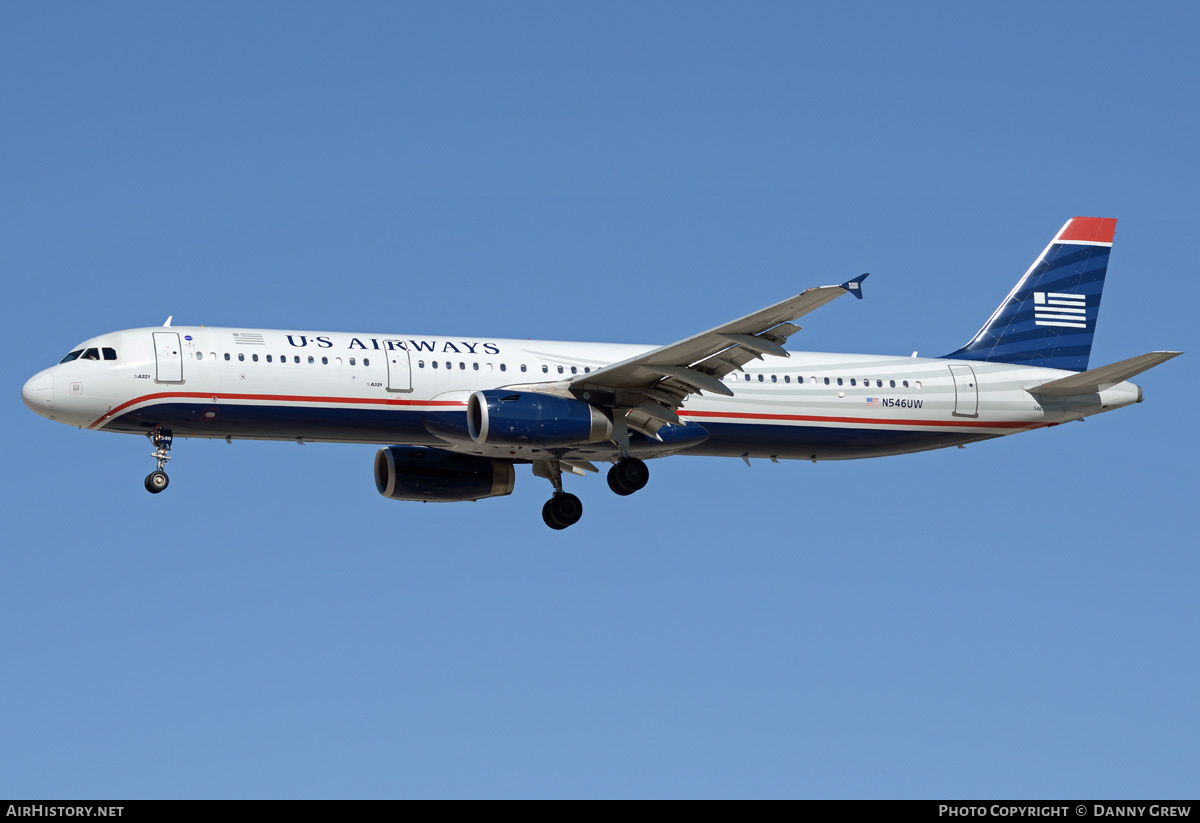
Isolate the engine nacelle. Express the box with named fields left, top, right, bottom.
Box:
left=467, top=390, right=613, bottom=447
left=374, top=446, right=515, bottom=502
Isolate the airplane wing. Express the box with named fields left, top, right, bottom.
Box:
left=567, top=275, right=868, bottom=437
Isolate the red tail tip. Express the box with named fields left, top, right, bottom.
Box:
left=1057, top=217, right=1117, bottom=244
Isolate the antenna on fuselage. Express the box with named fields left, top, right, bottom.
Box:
left=163, top=316, right=173, bottom=327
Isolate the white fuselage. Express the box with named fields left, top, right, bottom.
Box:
left=22, top=325, right=1142, bottom=463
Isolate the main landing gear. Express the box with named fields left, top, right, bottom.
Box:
left=607, top=457, right=649, bottom=496
left=542, top=492, right=583, bottom=531
left=534, top=458, right=584, bottom=530
left=534, top=456, right=651, bottom=530
left=144, top=428, right=173, bottom=494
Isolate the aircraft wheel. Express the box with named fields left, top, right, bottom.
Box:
left=145, top=471, right=169, bottom=494
left=542, top=493, right=583, bottom=530
left=607, top=457, right=649, bottom=496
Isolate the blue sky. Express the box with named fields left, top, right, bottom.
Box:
left=2, top=2, right=1197, bottom=799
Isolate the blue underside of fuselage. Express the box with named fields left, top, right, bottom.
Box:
left=103, top=402, right=992, bottom=460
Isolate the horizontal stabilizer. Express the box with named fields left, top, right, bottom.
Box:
left=1026, top=351, right=1182, bottom=397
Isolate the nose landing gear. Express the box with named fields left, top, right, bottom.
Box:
left=144, top=428, right=173, bottom=494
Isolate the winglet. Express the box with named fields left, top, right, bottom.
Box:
left=840, top=273, right=868, bottom=299
left=163, top=315, right=173, bottom=327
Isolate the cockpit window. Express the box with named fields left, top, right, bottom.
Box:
left=59, top=350, right=83, bottom=363
left=80, top=348, right=100, bottom=361
left=102, top=347, right=117, bottom=361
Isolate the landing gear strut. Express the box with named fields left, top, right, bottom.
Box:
left=144, top=428, right=173, bottom=494
left=607, top=457, right=649, bottom=496
left=534, top=458, right=584, bottom=530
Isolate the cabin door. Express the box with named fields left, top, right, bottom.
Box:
left=948, top=364, right=978, bottom=417
left=387, top=347, right=412, bottom=392
left=153, top=332, right=184, bottom=383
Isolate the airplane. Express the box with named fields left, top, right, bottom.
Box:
left=21, top=216, right=1182, bottom=529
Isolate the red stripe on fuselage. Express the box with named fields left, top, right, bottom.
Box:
left=677, top=409, right=1041, bottom=430
left=93, top=390, right=1043, bottom=433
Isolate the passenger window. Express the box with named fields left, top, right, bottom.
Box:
left=850, top=378, right=856, bottom=386
left=266, top=354, right=272, bottom=363
left=81, top=348, right=100, bottom=360
left=294, top=356, right=300, bottom=363
left=500, top=364, right=507, bottom=372
left=196, top=352, right=203, bottom=360
left=308, top=356, right=315, bottom=364
left=473, top=362, right=479, bottom=370
left=321, top=357, right=328, bottom=365
left=798, top=376, right=804, bottom=384
left=224, top=353, right=231, bottom=361
left=903, top=380, right=909, bottom=388
left=557, top=366, right=564, bottom=374
left=542, top=365, right=548, bottom=373
left=771, top=375, right=777, bottom=383
left=335, top=357, right=342, bottom=365
left=520, top=364, right=527, bottom=372
left=103, top=348, right=117, bottom=361
left=445, top=361, right=451, bottom=370
left=745, top=374, right=751, bottom=382
left=364, top=358, right=370, bottom=366
left=915, top=381, right=922, bottom=389
left=350, top=358, right=356, bottom=366
left=252, top=354, right=259, bottom=362
left=784, top=375, right=790, bottom=383
left=571, top=366, right=577, bottom=374
left=890, top=380, right=896, bottom=388
left=757, top=374, right=764, bottom=382
left=877, top=379, right=883, bottom=387
left=209, top=353, right=216, bottom=360
left=823, top=377, right=830, bottom=385
left=238, top=353, right=245, bottom=362
left=59, top=350, right=83, bottom=363
left=836, top=378, right=843, bottom=386
left=432, top=361, right=438, bottom=369
left=585, top=367, right=591, bottom=374
left=460, top=362, right=466, bottom=370
left=417, top=360, right=424, bottom=368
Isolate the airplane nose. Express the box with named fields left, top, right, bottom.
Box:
left=21, top=371, right=54, bottom=413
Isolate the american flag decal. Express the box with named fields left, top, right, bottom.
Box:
left=232, top=332, right=265, bottom=345
left=865, top=397, right=880, bottom=407
left=1033, top=292, right=1086, bottom=329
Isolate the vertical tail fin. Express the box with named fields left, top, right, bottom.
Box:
left=945, top=217, right=1116, bottom=372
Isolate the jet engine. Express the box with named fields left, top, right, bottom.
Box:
left=466, top=390, right=613, bottom=448
left=374, top=446, right=515, bottom=502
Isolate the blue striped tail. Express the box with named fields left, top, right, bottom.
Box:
left=944, top=217, right=1116, bottom=372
